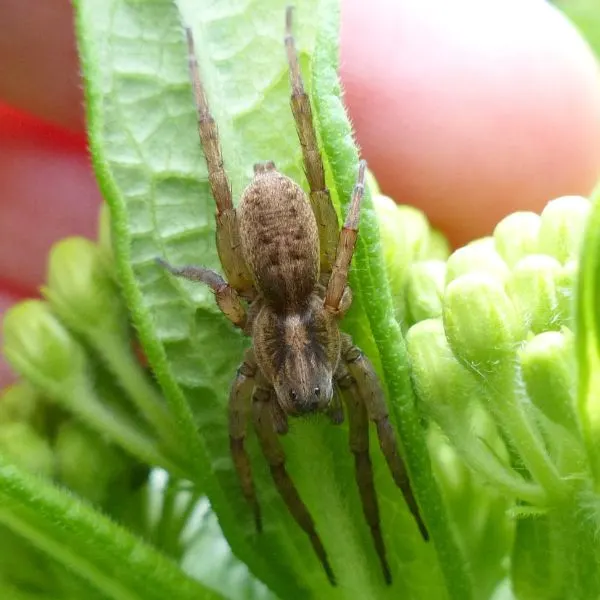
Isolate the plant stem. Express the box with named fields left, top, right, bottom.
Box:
left=446, top=422, right=547, bottom=505
left=7, top=348, right=186, bottom=478
left=486, top=368, right=567, bottom=501
left=94, top=329, right=180, bottom=451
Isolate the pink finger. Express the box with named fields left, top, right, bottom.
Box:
left=340, top=0, right=600, bottom=246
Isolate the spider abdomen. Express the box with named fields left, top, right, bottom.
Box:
left=238, top=163, right=319, bottom=310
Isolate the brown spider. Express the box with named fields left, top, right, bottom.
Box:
left=158, top=7, right=428, bottom=586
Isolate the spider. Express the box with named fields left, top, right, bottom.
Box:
left=158, top=7, right=428, bottom=586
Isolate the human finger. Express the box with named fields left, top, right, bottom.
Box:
left=340, top=0, right=600, bottom=246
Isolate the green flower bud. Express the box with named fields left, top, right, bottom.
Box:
left=45, top=238, right=174, bottom=452
left=426, top=228, right=451, bottom=261
left=44, top=237, right=125, bottom=333
left=404, top=260, right=446, bottom=325
left=429, top=429, right=470, bottom=502
left=3, top=300, right=87, bottom=385
left=374, top=195, right=432, bottom=323
left=0, top=421, right=54, bottom=477
left=556, top=260, right=577, bottom=328
left=493, top=211, right=541, bottom=267
left=506, top=254, right=563, bottom=334
left=538, top=195, right=590, bottom=264
left=519, top=329, right=579, bottom=436
left=443, top=274, right=526, bottom=369
left=408, top=319, right=543, bottom=504
left=55, top=420, right=126, bottom=505
left=445, top=237, right=510, bottom=286
left=406, top=318, right=478, bottom=417
left=365, top=168, right=381, bottom=196
left=374, top=195, right=430, bottom=277
left=0, top=382, right=40, bottom=425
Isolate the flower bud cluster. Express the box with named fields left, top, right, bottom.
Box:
left=372, top=193, right=450, bottom=330
left=0, top=206, right=189, bottom=595
left=0, top=208, right=163, bottom=518
left=376, top=192, right=591, bottom=508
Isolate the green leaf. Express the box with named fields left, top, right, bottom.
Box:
left=74, top=0, right=472, bottom=596
left=74, top=0, right=356, bottom=595
left=0, top=455, right=223, bottom=600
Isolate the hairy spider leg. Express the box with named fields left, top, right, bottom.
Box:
left=229, top=349, right=262, bottom=532
left=337, top=363, right=392, bottom=585
left=253, top=387, right=336, bottom=586
left=341, top=334, right=429, bottom=541
left=156, top=258, right=247, bottom=330
left=185, top=27, right=254, bottom=297
left=285, top=7, right=339, bottom=277
left=325, top=160, right=366, bottom=312
left=326, top=389, right=345, bottom=425
left=271, top=400, right=290, bottom=435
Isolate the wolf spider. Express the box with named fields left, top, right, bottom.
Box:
left=158, top=7, right=428, bottom=586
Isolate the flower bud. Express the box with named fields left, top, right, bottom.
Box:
left=519, top=329, right=579, bottom=436
left=0, top=382, right=40, bottom=425
left=0, top=421, right=54, bottom=477
left=507, top=254, right=563, bottom=334
left=374, top=195, right=432, bottom=323
left=443, top=274, right=526, bottom=368
left=3, top=300, right=87, bottom=385
left=426, top=229, right=451, bottom=261
left=55, top=420, right=126, bottom=505
left=406, top=318, right=478, bottom=417
left=44, top=237, right=125, bottom=334
left=445, top=237, right=510, bottom=286
left=493, top=211, right=541, bottom=267
left=538, top=195, right=590, bottom=264
left=429, top=430, right=470, bottom=500
left=365, top=168, right=381, bottom=196
left=404, top=260, right=446, bottom=325
left=556, top=260, right=577, bottom=328
left=374, top=195, right=430, bottom=278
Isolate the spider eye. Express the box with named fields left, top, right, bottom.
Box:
left=314, top=387, right=320, bottom=397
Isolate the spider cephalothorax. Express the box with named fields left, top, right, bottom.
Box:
left=158, top=7, right=428, bottom=586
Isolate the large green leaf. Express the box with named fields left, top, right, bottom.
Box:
left=74, top=0, right=470, bottom=597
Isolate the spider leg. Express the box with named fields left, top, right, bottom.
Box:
left=284, top=7, right=339, bottom=277
left=337, top=364, right=392, bottom=584
left=327, top=389, right=345, bottom=425
left=184, top=28, right=254, bottom=298
left=156, top=258, right=247, bottom=330
left=340, top=334, right=429, bottom=541
left=253, top=386, right=336, bottom=586
left=325, top=161, right=366, bottom=313
left=229, top=349, right=262, bottom=532
left=271, top=400, right=289, bottom=435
